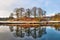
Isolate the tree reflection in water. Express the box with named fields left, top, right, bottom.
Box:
left=38, top=27, right=46, bottom=38
left=54, top=26, right=60, bottom=31
left=25, top=28, right=31, bottom=36
left=9, top=26, right=14, bottom=32
left=31, top=27, right=37, bottom=39
left=15, top=25, right=20, bottom=37
left=9, top=26, right=47, bottom=39
left=19, top=27, right=25, bottom=38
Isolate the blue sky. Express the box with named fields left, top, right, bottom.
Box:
left=0, top=0, right=60, bottom=17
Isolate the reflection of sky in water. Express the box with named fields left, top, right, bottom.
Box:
left=41, top=27, right=60, bottom=40
left=0, top=26, right=60, bottom=40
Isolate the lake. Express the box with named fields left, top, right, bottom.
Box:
left=0, top=26, right=60, bottom=40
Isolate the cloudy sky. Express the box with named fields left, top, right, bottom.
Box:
left=0, top=0, right=60, bottom=17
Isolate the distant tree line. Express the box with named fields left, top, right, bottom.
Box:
left=0, top=18, right=9, bottom=21
left=50, top=13, right=60, bottom=21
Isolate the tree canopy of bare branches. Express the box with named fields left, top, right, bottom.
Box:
left=13, top=7, right=46, bottom=18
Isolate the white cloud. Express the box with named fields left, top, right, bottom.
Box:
left=0, top=0, right=16, bottom=17
left=0, top=0, right=16, bottom=10
left=0, top=10, right=12, bottom=17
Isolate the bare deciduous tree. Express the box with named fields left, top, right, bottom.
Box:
left=32, top=7, right=37, bottom=18
left=19, top=8, right=25, bottom=17
left=38, top=8, right=43, bottom=17
left=26, top=8, right=31, bottom=17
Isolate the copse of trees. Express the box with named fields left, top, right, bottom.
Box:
left=10, top=7, right=46, bottom=18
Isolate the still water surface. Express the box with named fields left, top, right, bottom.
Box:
left=0, top=26, right=60, bottom=40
